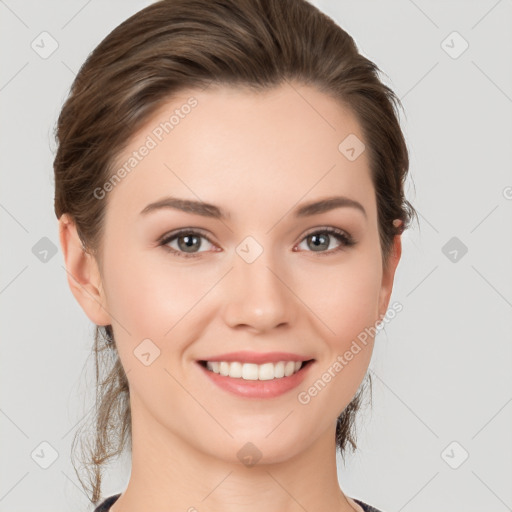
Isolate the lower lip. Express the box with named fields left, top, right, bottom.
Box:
left=197, top=361, right=314, bottom=399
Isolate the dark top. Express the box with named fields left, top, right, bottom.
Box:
left=93, top=493, right=384, bottom=512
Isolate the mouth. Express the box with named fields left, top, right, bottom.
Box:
left=197, top=359, right=315, bottom=380
left=196, top=358, right=315, bottom=399
left=195, top=350, right=316, bottom=398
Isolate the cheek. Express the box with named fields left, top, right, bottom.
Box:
left=294, top=253, right=381, bottom=416
left=103, top=253, right=182, bottom=338
left=294, top=249, right=383, bottom=341
left=101, top=242, right=220, bottom=352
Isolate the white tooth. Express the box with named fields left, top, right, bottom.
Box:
left=229, top=361, right=243, bottom=378
left=242, top=363, right=259, bottom=380
left=219, top=361, right=230, bottom=376
left=204, top=360, right=303, bottom=380
left=259, top=362, right=275, bottom=381
left=207, top=361, right=220, bottom=373
left=274, top=361, right=285, bottom=378
left=284, top=361, right=295, bottom=377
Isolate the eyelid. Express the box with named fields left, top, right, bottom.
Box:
left=300, top=225, right=352, bottom=240
left=157, top=226, right=212, bottom=243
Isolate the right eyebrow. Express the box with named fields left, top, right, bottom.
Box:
left=140, top=196, right=230, bottom=220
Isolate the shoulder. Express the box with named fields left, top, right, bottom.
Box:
left=352, top=498, right=386, bottom=512
left=93, top=493, right=121, bottom=512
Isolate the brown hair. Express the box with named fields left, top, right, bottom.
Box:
left=53, top=0, right=417, bottom=504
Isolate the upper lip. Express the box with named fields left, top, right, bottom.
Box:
left=198, top=351, right=315, bottom=364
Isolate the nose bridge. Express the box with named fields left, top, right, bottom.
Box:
left=223, top=238, right=294, bottom=330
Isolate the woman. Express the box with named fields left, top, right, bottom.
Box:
left=54, top=0, right=417, bottom=511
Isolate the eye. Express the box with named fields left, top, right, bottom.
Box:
left=295, top=227, right=356, bottom=255
left=158, top=229, right=217, bottom=258
left=158, top=226, right=356, bottom=259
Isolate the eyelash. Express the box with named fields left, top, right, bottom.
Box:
left=158, top=227, right=356, bottom=259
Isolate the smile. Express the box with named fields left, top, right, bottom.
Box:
left=201, top=360, right=310, bottom=380
left=197, top=359, right=315, bottom=399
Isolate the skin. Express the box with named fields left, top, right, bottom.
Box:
left=59, top=82, right=401, bottom=512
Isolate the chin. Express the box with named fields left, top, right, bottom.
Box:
left=203, top=430, right=308, bottom=466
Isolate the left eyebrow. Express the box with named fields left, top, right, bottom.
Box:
left=139, top=194, right=367, bottom=220
left=294, top=196, right=367, bottom=219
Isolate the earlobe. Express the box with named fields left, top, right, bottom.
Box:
left=377, top=233, right=402, bottom=320
left=58, top=213, right=111, bottom=326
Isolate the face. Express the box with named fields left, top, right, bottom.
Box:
left=62, top=82, right=401, bottom=465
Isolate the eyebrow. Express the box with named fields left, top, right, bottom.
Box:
left=139, top=195, right=366, bottom=219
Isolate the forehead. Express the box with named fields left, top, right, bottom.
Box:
left=106, top=82, right=375, bottom=221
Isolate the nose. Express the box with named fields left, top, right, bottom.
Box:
left=221, top=250, right=297, bottom=333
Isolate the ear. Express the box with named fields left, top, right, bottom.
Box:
left=58, top=213, right=111, bottom=326
left=377, top=231, right=402, bottom=321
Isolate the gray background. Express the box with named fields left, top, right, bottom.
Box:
left=1, top=1, right=511, bottom=511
